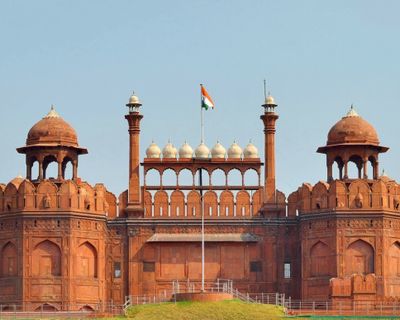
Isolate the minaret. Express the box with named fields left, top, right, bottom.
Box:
left=260, top=93, right=279, bottom=204
left=125, top=92, right=144, bottom=215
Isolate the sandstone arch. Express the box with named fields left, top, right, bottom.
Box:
left=76, top=241, right=98, bottom=278
left=1, top=241, right=17, bottom=277
left=345, top=239, right=374, bottom=276
left=32, top=240, right=61, bottom=276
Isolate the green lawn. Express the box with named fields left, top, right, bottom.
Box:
left=125, top=300, right=285, bottom=320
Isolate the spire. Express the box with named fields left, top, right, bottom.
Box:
left=44, top=105, right=60, bottom=119
left=346, top=104, right=359, bottom=118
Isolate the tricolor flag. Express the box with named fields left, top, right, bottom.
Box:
left=201, top=85, right=215, bottom=110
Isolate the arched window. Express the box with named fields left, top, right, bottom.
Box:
left=43, top=155, right=58, bottom=180
left=32, top=240, right=61, bottom=276
left=1, top=242, right=17, bottom=277
left=144, top=169, right=161, bottom=186
left=31, top=159, right=39, bottom=180
left=227, top=169, right=242, bottom=186
left=62, top=157, right=73, bottom=180
left=345, top=239, right=374, bottom=276
left=211, top=169, right=226, bottom=186
left=178, top=169, right=193, bottom=186
left=243, top=169, right=259, bottom=186
left=347, top=155, right=363, bottom=179
left=333, top=156, right=344, bottom=180
left=76, top=242, right=97, bottom=278
left=194, top=169, right=210, bottom=186
left=388, top=242, right=400, bottom=277
left=162, top=168, right=177, bottom=186
left=310, top=241, right=332, bottom=277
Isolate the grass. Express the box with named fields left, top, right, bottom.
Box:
left=125, top=299, right=285, bottom=320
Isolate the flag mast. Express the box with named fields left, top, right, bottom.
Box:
left=200, top=83, right=205, bottom=292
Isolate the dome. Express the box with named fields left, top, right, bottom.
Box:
left=162, top=142, right=177, bottom=158
left=228, top=142, right=242, bottom=158
left=211, top=142, right=226, bottom=159
left=195, top=143, right=210, bottom=159
left=243, top=142, right=259, bottom=158
left=179, top=142, right=193, bottom=159
left=146, top=142, right=161, bottom=158
left=127, top=92, right=142, bottom=106
left=265, top=94, right=276, bottom=106
left=26, top=106, right=79, bottom=147
left=327, top=106, right=379, bottom=146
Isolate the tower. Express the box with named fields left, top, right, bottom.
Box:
left=260, top=94, right=279, bottom=204
left=17, top=106, right=87, bottom=181
left=125, top=92, right=144, bottom=216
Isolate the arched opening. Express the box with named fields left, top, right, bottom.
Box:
left=1, top=242, right=17, bottom=277
left=211, top=169, right=226, bottom=187
left=145, top=169, right=161, bottom=186
left=310, top=241, right=332, bottom=277
left=79, top=305, right=94, bottom=312
left=76, top=242, right=98, bottom=278
left=347, top=155, right=363, bottom=179
left=345, top=239, right=374, bottom=276
left=161, top=168, right=177, bottom=187
left=43, top=155, right=58, bottom=180
left=227, top=169, right=242, bottom=186
left=35, top=304, right=58, bottom=312
left=178, top=169, right=193, bottom=186
left=333, top=156, right=344, bottom=180
left=62, top=157, right=73, bottom=180
left=194, top=169, right=210, bottom=187
left=388, top=242, right=400, bottom=277
left=31, top=159, right=39, bottom=180
left=243, top=169, right=259, bottom=186
left=32, top=240, right=61, bottom=276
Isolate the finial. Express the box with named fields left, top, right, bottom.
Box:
left=44, top=104, right=60, bottom=119
left=346, top=104, right=359, bottom=117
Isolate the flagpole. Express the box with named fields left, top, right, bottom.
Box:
left=200, top=83, right=205, bottom=292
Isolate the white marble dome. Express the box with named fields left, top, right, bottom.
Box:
left=179, top=142, right=193, bottom=158
left=243, top=142, right=259, bottom=158
left=162, top=142, right=177, bottom=158
left=195, top=142, right=210, bottom=158
left=145, top=142, right=161, bottom=158
left=211, top=142, right=226, bottom=159
left=227, top=142, right=242, bottom=158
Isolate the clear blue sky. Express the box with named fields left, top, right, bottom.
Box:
left=1, top=0, right=400, bottom=197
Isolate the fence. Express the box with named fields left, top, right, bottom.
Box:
left=0, top=303, right=124, bottom=319
left=284, top=300, right=400, bottom=316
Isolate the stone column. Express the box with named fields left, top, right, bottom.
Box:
left=38, top=160, right=44, bottom=180
left=260, top=112, right=279, bottom=203
left=343, top=161, right=348, bottom=179
left=72, top=160, right=78, bottom=180
left=125, top=111, right=143, bottom=207
left=363, top=159, right=368, bottom=179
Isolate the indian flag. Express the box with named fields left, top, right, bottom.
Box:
left=201, top=85, right=215, bottom=110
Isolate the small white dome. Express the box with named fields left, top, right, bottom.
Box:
left=195, top=143, right=210, bottom=158
left=211, top=142, right=226, bottom=159
left=146, top=142, right=161, bottom=158
left=243, top=142, right=259, bottom=158
left=162, top=142, right=177, bottom=158
left=179, top=142, right=193, bottom=158
left=265, top=94, right=276, bottom=105
left=228, top=142, right=242, bottom=158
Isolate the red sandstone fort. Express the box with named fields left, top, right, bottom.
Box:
left=0, top=92, right=399, bottom=311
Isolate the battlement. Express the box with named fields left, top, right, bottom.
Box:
left=0, top=178, right=117, bottom=217
left=288, top=177, right=400, bottom=216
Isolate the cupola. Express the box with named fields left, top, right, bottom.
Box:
left=162, top=142, right=177, bottom=158
left=179, top=142, right=193, bottom=159
left=243, top=142, right=259, bottom=158
left=211, top=142, right=226, bottom=159
left=195, top=142, right=210, bottom=159
left=146, top=142, right=161, bottom=158
left=227, top=142, right=242, bottom=158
